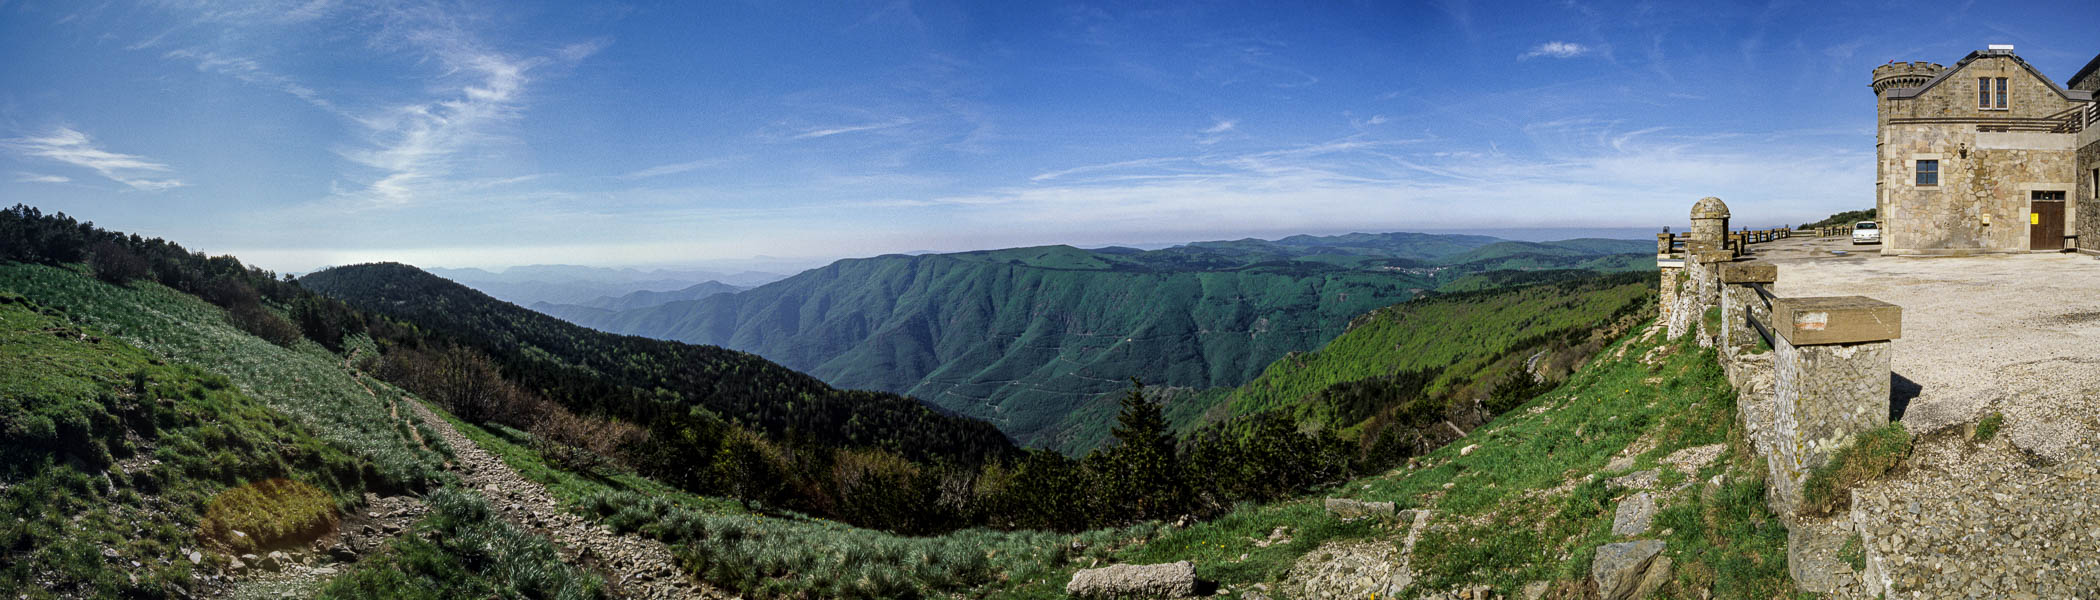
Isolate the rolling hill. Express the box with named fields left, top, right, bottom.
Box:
left=536, top=233, right=1654, bottom=448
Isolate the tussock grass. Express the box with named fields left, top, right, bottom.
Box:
left=0, top=293, right=363, bottom=597
left=582, top=490, right=1163, bottom=599
left=317, top=487, right=604, bottom=600
left=1800, top=424, right=1910, bottom=516
left=201, top=478, right=338, bottom=553
left=0, top=264, right=449, bottom=491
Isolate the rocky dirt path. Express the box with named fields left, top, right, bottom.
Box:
left=401, top=399, right=733, bottom=600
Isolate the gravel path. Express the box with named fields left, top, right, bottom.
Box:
left=402, top=399, right=733, bottom=600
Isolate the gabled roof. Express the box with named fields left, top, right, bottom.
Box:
left=2069, top=52, right=2100, bottom=92
left=1888, top=49, right=2091, bottom=102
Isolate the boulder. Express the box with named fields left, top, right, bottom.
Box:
left=1323, top=498, right=1396, bottom=520
left=187, top=551, right=204, bottom=565
left=1067, top=561, right=1198, bottom=598
left=1591, top=540, right=1665, bottom=600
left=1612, top=493, right=1657, bottom=537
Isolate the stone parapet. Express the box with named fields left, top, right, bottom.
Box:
left=1765, top=337, right=1894, bottom=517
left=1717, top=261, right=1776, bottom=284
left=1770, top=296, right=1903, bottom=346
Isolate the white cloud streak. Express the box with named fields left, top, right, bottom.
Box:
left=621, top=159, right=724, bottom=180
left=15, top=172, right=71, bottom=184
left=1520, top=41, right=1592, bottom=60
left=792, top=118, right=914, bottom=140
left=6, top=128, right=184, bottom=191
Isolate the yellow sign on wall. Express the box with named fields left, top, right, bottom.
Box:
left=2032, top=213, right=2041, bottom=225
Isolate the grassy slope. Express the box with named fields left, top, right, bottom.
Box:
left=1225, top=273, right=1654, bottom=426
left=0, top=294, right=364, bottom=597
left=1094, top=323, right=1796, bottom=598
left=0, top=264, right=598, bottom=598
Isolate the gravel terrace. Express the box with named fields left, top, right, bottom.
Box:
left=1749, top=236, right=2100, bottom=597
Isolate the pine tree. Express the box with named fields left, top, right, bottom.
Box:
left=1097, top=378, right=1187, bottom=522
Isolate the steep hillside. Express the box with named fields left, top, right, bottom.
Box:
left=298, top=263, right=1016, bottom=466
left=0, top=262, right=597, bottom=599
left=548, top=233, right=1652, bottom=448
left=1040, top=271, right=1655, bottom=454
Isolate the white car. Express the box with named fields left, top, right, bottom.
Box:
left=1852, top=221, right=1880, bottom=245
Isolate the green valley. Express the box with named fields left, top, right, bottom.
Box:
left=541, top=233, right=1654, bottom=450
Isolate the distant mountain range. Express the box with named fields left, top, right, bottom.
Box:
left=425, top=265, right=783, bottom=306
left=524, top=232, right=1655, bottom=449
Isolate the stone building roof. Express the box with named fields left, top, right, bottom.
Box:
left=1886, top=49, right=2093, bottom=102
left=2069, top=52, right=2100, bottom=92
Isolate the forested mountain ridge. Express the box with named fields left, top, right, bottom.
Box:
left=538, top=234, right=1654, bottom=448
left=296, top=262, right=1016, bottom=465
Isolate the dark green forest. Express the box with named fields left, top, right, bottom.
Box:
left=541, top=233, right=1653, bottom=451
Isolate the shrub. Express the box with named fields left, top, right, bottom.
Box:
left=1973, top=412, right=2003, bottom=442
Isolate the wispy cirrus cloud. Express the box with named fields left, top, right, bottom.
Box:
left=6, top=127, right=184, bottom=191
left=792, top=118, right=914, bottom=140
left=1520, top=41, right=1592, bottom=60
left=621, top=158, right=726, bottom=180
left=15, top=172, right=71, bottom=184
left=164, top=49, right=339, bottom=113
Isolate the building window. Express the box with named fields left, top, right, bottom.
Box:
left=1979, top=77, right=2009, bottom=109
left=1916, top=160, right=1938, bottom=186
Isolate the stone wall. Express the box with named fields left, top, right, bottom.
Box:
left=2080, top=137, right=2100, bottom=253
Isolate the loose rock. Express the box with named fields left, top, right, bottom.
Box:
left=1067, top=561, right=1197, bottom=599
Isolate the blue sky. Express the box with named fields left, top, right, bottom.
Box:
left=2, top=0, right=2094, bottom=272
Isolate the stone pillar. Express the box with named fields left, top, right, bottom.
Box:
left=1655, top=233, right=1674, bottom=257
left=1717, top=261, right=1777, bottom=375
left=1690, top=197, right=1731, bottom=247
left=1668, top=244, right=1733, bottom=342
left=1762, top=296, right=1903, bottom=517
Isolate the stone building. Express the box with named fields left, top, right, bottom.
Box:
left=1871, top=45, right=2098, bottom=255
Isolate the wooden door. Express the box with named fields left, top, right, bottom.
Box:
left=2030, top=192, right=2065, bottom=250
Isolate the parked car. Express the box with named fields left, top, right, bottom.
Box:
left=1852, top=221, right=1880, bottom=245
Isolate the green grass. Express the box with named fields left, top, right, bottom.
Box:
left=1974, top=412, right=2003, bottom=442
left=0, top=263, right=449, bottom=491
left=1221, top=273, right=1653, bottom=429
left=0, top=293, right=368, bottom=598
left=1799, top=424, right=1911, bottom=516
left=581, top=490, right=1163, bottom=599
left=317, top=487, right=605, bottom=600
left=1174, top=320, right=1798, bottom=597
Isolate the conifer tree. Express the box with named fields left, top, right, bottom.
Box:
left=1098, top=378, right=1187, bottom=521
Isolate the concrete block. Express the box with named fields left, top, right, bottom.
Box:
left=1771, top=296, right=1901, bottom=346
left=1717, top=261, right=1777, bottom=284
